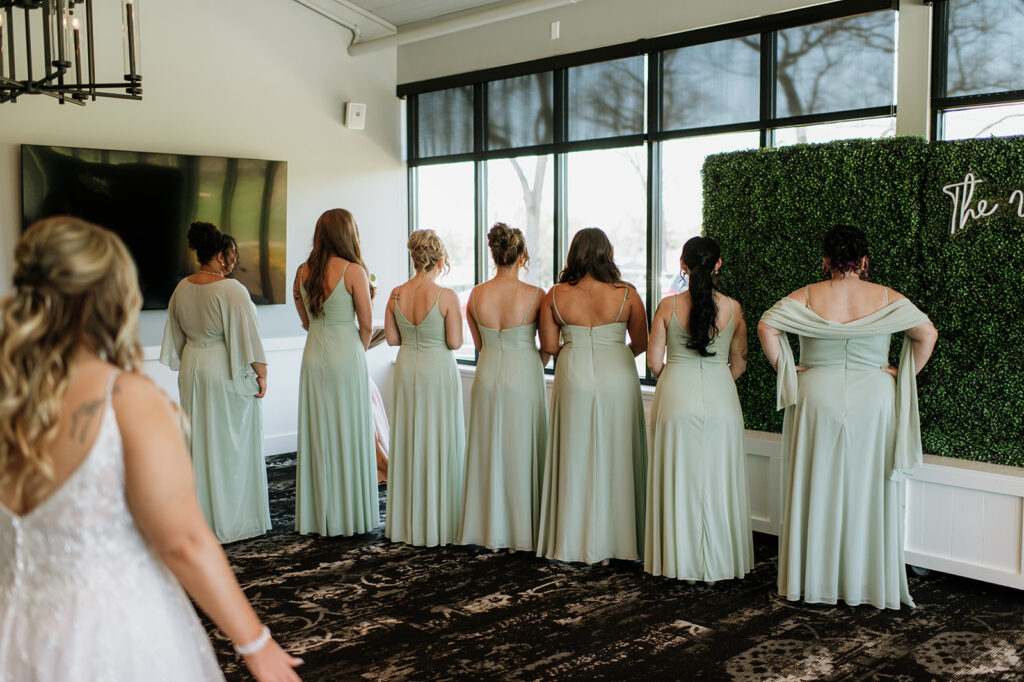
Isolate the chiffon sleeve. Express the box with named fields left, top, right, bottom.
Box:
left=890, top=332, right=923, bottom=481
left=222, top=281, right=266, bottom=395
left=159, top=287, right=185, bottom=371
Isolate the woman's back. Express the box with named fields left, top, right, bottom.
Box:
left=302, top=259, right=356, bottom=326
left=393, top=283, right=450, bottom=350
left=171, top=279, right=248, bottom=340
left=667, top=292, right=737, bottom=365
left=0, top=364, right=224, bottom=680
left=796, top=279, right=900, bottom=324
left=471, top=279, right=542, bottom=330
left=551, top=279, right=631, bottom=328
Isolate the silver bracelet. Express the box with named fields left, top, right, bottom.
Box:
left=233, top=626, right=271, bottom=656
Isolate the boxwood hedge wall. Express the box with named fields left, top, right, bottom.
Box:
left=702, top=135, right=1023, bottom=467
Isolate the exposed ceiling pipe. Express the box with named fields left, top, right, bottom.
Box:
left=348, top=0, right=585, bottom=56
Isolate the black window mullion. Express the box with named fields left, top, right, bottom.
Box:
left=407, top=166, right=418, bottom=278
left=646, top=51, right=663, bottom=383
left=407, top=94, right=419, bottom=164
left=553, top=69, right=568, bottom=279
left=930, top=0, right=949, bottom=141
left=760, top=30, right=775, bottom=148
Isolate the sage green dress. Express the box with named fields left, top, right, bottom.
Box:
left=458, top=289, right=547, bottom=551
left=761, top=291, right=931, bottom=610
left=644, top=297, right=753, bottom=581
left=295, top=263, right=379, bottom=536
left=386, top=289, right=466, bottom=547
left=160, top=278, right=271, bottom=544
left=536, top=286, right=648, bottom=564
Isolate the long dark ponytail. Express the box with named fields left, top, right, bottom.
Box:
left=682, top=236, right=722, bottom=357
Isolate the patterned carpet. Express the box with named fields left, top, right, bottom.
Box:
left=205, top=456, right=1024, bottom=680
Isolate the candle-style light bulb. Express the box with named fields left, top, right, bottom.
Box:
left=72, top=16, right=82, bottom=94
left=122, top=0, right=140, bottom=91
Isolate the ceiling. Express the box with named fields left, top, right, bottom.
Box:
left=293, top=0, right=562, bottom=48
left=351, top=0, right=527, bottom=28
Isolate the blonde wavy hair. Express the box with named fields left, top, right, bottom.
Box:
left=0, top=216, right=144, bottom=509
left=408, top=228, right=450, bottom=274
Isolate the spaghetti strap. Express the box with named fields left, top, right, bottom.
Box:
left=340, top=261, right=351, bottom=279
left=520, top=287, right=541, bottom=326
left=804, top=286, right=811, bottom=307
left=104, top=369, right=121, bottom=405
left=614, top=287, right=629, bottom=323
left=884, top=286, right=890, bottom=305
left=433, top=286, right=443, bottom=308
left=551, top=285, right=565, bottom=325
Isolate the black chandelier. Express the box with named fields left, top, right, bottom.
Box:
left=0, top=0, right=141, bottom=105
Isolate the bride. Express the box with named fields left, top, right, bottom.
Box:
left=0, top=217, right=302, bottom=681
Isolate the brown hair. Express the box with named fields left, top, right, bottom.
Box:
left=0, top=217, right=144, bottom=510
left=408, top=229, right=450, bottom=274
left=558, top=227, right=628, bottom=286
left=303, top=208, right=373, bottom=317
left=487, top=222, right=529, bottom=269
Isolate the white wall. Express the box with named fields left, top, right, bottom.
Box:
left=397, top=0, right=932, bottom=137
left=0, top=0, right=406, bottom=390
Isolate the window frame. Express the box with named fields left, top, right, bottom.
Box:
left=930, top=0, right=1024, bottom=140
left=402, top=0, right=899, bottom=378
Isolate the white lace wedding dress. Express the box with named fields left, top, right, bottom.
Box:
left=0, top=376, right=225, bottom=681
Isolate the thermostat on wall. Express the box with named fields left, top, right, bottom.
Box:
left=345, top=102, right=366, bottom=130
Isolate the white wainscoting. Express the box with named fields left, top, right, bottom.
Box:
left=457, top=365, right=1024, bottom=591
left=904, top=457, right=1024, bottom=590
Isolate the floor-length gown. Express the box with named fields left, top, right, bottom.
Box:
left=762, top=289, right=931, bottom=609
left=537, top=287, right=648, bottom=563
left=160, top=279, right=270, bottom=544
left=644, top=297, right=753, bottom=581
left=295, top=264, right=379, bottom=536
left=0, top=373, right=225, bottom=681
left=458, top=291, right=547, bottom=551
left=386, top=289, right=465, bottom=547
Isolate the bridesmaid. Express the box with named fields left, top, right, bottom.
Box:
left=160, top=221, right=270, bottom=544
left=293, top=208, right=379, bottom=536
left=384, top=229, right=466, bottom=547
left=536, top=227, right=648, bottom=565
left=458, top=223, right=548, bottom=552
left=644, top=236, right=753, bottom=582
left=759, top=225, right=937, bottom=609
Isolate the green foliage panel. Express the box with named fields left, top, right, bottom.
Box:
left=703, top=136, right=1023, bottom=467
left=918, top=138, right=1024, bottom=466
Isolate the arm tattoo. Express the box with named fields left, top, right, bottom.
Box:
left=69, top=398, right=104, bottom=444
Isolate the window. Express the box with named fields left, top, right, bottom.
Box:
left=660, top=132, right=759, bottom=296
left=415, top=162, right=475, bottom=361
left=934, top=0, right=1024, bottom=140
left=403, top=3, right=900, bottom=377
left=486, top=155, right=555, bottom=289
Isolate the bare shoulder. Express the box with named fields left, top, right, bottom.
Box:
left=786, top=285, right=809, bottom=302
left=112, top=371, right=179, bottom=426
left=882, top=284, right=906, bottom=301
left=439, top=286, right=460, bottom=306
left=345, top=262, right=367, bottom=282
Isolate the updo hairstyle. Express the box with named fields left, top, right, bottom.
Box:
left=187, top=221, right=236, bottom=265
left=408, top=229, right=450, bottom=274
left=681, top=236, right=722, bottom=357
left=487, top=222, right=529, bottom=269
left=822, top=224, right=869, bottom=278
left=1, top=216, right=144, bottom=510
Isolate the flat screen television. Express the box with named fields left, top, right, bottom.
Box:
left=21, top=144, right=287, bottom=309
